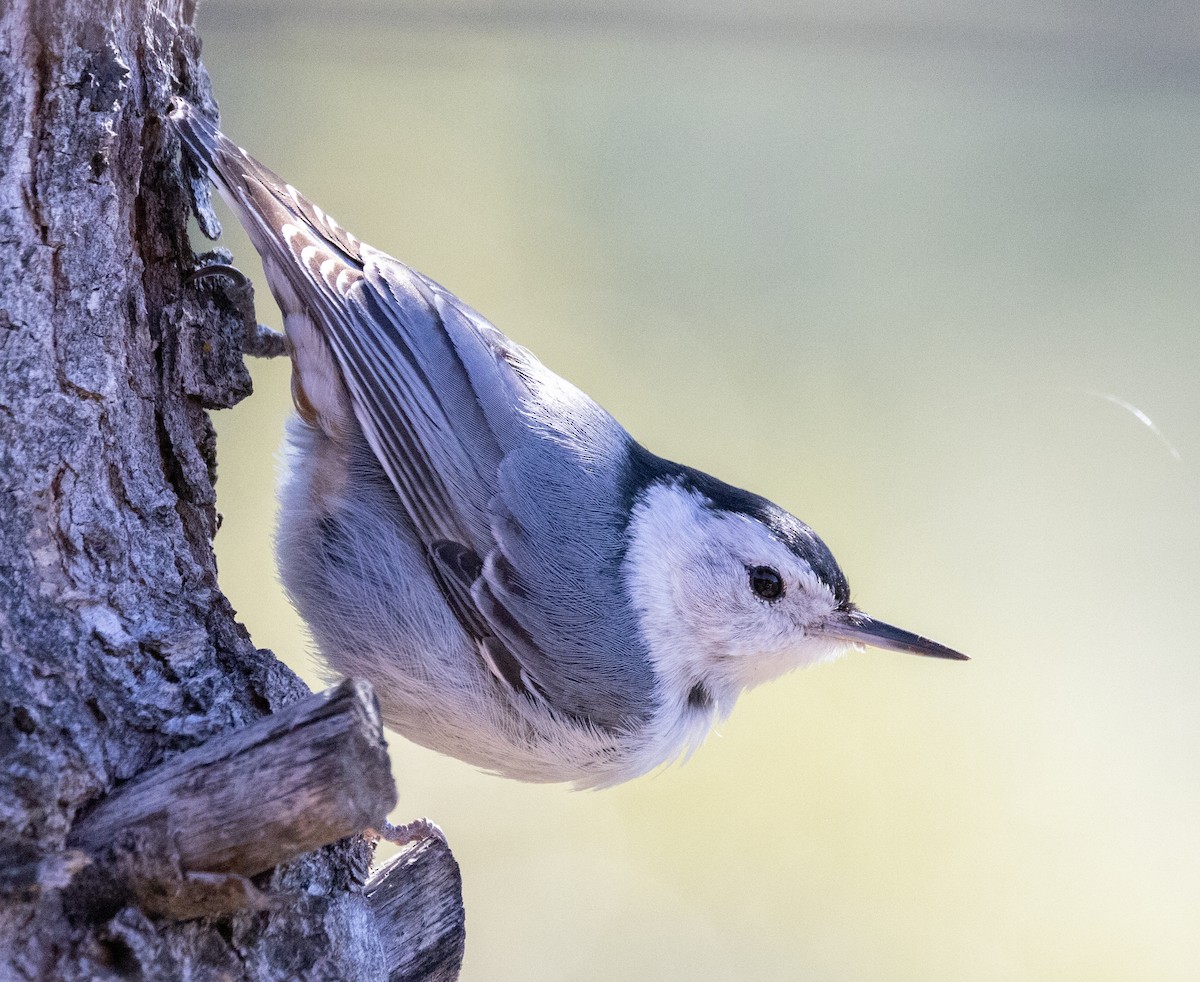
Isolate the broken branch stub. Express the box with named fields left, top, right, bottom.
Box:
left=367, top=835, right=466, bottom=982
left=69, top=679, right=397, bottom=879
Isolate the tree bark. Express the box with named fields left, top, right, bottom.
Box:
left=0, top=1, right=458, bottom=978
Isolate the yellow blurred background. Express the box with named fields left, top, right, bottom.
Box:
left=198, top=2, right=1200, bottom=978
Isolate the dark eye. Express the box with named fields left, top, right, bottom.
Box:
left=748, top=565, right=784, bottom=601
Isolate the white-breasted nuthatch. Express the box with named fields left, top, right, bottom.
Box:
left=171, top=98, right=967, bottom=789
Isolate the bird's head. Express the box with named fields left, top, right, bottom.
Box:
left=623, top=470, right=966, bottom=716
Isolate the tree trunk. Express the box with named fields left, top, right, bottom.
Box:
left=0, top=1, right=461, bottom=978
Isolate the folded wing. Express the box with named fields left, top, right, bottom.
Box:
left=172, top=100, right=657, bottom=731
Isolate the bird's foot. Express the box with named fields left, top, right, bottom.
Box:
left=186, top=259, right=287, bottom=358
left=365, top=818, right=446, bottom=848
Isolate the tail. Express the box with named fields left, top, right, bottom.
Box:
left=168, top=97, right=365, bottom=266
left=168, top=97, right=227, bottom=190
left=169, top=96, right=361, bottom=444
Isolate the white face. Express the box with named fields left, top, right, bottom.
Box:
left=624, top=482, right=849, bottom=711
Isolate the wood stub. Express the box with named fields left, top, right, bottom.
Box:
left=68, top=679, right=397, bottom=881
left=367, top=833, right=466, bottom=982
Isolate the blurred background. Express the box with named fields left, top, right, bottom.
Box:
left=197, top=2, right=1199, bottom=979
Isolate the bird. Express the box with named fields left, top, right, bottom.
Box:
left=170, top=97, right=967, bottom=790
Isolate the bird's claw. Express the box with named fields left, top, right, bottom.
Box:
left=185, top=261, right=287, bottom=358
left=365, top=818, right=446, bottom=848
left=185, top=261, right=248, bottom=288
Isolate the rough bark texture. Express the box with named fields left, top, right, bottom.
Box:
left=0, top=0, right=448, bottom=977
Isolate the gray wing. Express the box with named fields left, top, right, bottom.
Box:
left=351, top=260, right=659, bottom=731
left=173, top=101, right=657, bottom=730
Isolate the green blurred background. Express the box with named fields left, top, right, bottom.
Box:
left=197, top=2, right=1199, bottom=978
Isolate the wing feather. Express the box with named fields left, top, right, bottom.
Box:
left=172, top=100, right=658, bottom=730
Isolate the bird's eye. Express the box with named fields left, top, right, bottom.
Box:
left=748, top=565, right=784, bottom=601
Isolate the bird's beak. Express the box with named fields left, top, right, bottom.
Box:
left=819, top=609, right=969, bottom=661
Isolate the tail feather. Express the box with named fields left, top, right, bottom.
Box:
left=169, top=96, right=359, bottom=445
left=169, top=97, right=364, bottom=267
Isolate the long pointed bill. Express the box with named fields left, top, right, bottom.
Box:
left=821, top=610, right=969, bottom=661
